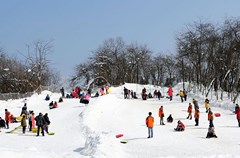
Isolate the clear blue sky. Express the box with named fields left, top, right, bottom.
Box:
left=0, top=0, right=240, bottom=77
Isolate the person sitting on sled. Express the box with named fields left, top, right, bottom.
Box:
left=174, top=120, right=185, bottom=131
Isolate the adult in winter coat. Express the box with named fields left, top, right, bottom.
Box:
left=35, top=113, right=46, bottom=136
left=43, top=113, right=51, bottom=133
left=235, top=105, right=240, bottom=127
left=60, top=87, right=65, bottom=98
left=208, top=108, right=214, bottom=127
left=158, top=106, right=165, bottom=125
left=123, top=87, right=128, bottom=99
left=5, top=109, right=10, bottom=129
left=186, top=103, right=193, bottom=120
left=146, top=112, right=154, bottom=138
left=21, top=115, right=27, bottom=134
left=194, top=108, right=200, bottom=126
left=192, top=99, right=199, bottom=111
left=28, top=111, right=33, bottom=131
left=183, top=89, right=187, bottom=101
left=174, top=120, right=185, bottom=131
left=157, top=90, right=162, bottom=100
left=167, top=87, right=173, bottom=101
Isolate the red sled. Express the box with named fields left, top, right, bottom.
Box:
left=214, top=113, right=221, bottom=117
left=116, top=134, right=124, bottom=138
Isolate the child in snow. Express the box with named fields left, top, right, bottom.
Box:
left=179, top=90, right=184, bottom=102
left=159, top=106, right=165, bottom=125
left=205, top=99, right=210, bottom=113
left=206, top=124, right=217, bottom=138
left=194, top=108, right=200, bottom=126
left=21, top=115, right=27, bottom=134
left=208, top=108, right=214, bottom=127
left=186, top=103, right=192, bottom=119
left=174, top=120, right=185, bottom=131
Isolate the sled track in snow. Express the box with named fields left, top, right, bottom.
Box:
left=78, top=112, right=100, bottom=157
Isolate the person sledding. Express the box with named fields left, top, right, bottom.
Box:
left=45, top=94, right=50, bottom=101
left=174, top=120, right=185, bottom=131
left=167, top=114, right=173, bottom=123
left=49, top=101, right=58, bottom=109
left=206, top=124, right=217, bottom=138
left=80, top=92, right=90, bottom=104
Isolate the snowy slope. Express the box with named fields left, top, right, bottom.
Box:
left=0, top=83, right=240, bottom=158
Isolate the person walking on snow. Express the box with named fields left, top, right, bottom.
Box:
left=192, top=98, right=199, bottom=111
left=208, top=108, right=214, bottom=127
left=194, top=108, right=200, bottom=126
left=146, top=112, right=154, bottom=138
left=21, top=114, right=27, bottom=134
left=167, top=87, right=173, bottom=101
left=35, top=113, right=46, bottom=136
left=179, top=90, right=184, bottom=102
left=43, top=113, right=51, bottom=133
left=183, top=89, right=187, bottom=101
left=186, top=103, right=193, bottom=119
left=5, top=109, right=10, bottom=129
left=159, top=106, right=165, bottom=125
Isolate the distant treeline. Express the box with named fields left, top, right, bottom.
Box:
left=73, top=17, right=240, bottom=101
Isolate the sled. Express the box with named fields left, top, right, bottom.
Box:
left=16, top=116, right=22, bottom=121
left=116, top=134, right=124, bottom=138
left=214, top=113, right=221, bottom=117
left=6, top=125, right=21, bottom=134
left=120, top=140, right=128, bottom=144
left=48, top=132, right=55, bottom=135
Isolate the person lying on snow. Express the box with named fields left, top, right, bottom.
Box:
left=174, top=120, right=185, bottom=131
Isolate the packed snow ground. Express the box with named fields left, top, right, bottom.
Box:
left=0, top=83, right=240, bottom=158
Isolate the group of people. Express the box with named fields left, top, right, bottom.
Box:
left=2, top=100, right=51, bottom=136
left=123, top=87, right=138, bottom=99
left=145, top=97, right=219, bottom=139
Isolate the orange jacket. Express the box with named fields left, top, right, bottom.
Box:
left=188, top=104, right=192, bottom=113
left=159, top=107, right=164, bottom=118
left=146, top=116, right=154, bottom=128
left=194, top=109, right=200, bottom=118
left=208, top=111, right=213, bottom=121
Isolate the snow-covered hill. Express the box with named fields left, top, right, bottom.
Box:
left=0, top=83, right=240, bottom=158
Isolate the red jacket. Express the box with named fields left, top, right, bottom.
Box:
left=167, top=87, right=173, bottom=96
left=236, top=109, right=240, bottom=120
left=5, top=111, right=10, bottom=121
